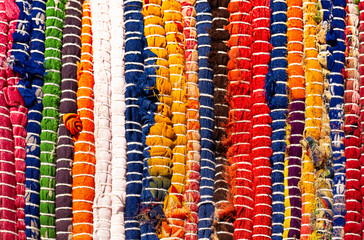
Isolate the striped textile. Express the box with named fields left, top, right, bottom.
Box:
left=196, top=0, right=215, bottom=239
left=360, top=0, right=364, bottom=236
left=55, top=0, right=82, bottom=238
left=300, top=0, right=323, bottom=237
left=251, top=0, right=272, bottom=238
left=90, top=0, right=112, bottom=236
left=39, top=0, right=66, bottom=237
left=0, top=0, right=18, bottom=237
left=110, top=0, right=126, bottom=237
left=225, top=0, right=253, bottom=238
left=344, top=0, right=361, bottom=238
left=266, top=0, right=288, bottom=238
left=24, top=0, right=46, bottom=238
left=181, top=0, right=201, bottom=238
left=329, top=0, right=347, bottom=238
left=7, top=0, right=30, bottom=238
left=159, top=0, right=187, bottom=238
left=209, top=0, right=232, bottom=238
left=282, top=0, right=304, bottom=237
left=124, top=0, right=144, bottom=238
left=72, top=1, right=95, bottom=238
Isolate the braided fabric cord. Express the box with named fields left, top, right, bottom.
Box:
left=300, top=0, right=324, bottom=237
left=7, top=0, right=30, bottom=237
left=140, top=0, right=173, bottom=238
left=90, top=0, right=113, bottom=236
left=0, top=0, right=18, bottom=237
left=39, top=0, right=66, bottom=237
left=282, top=0, right=304, bottom=237
left=360, top=0, right=364, bottom=235
left=181, top=0, right=201, bottom=238
left=55, top=0, right=82, bottom=237
left=124, top=0, right=144, bottom=238
left=159, top=0, right=187, bottom=238
left=251, top=0, right=272, bottom=238
left=24, top=0, right=46, bottom=237
left=265, top=0, right=288, bottom=238
left=72, top=1, right=94, bottom=238
left=344, top=0, right=362, bottom=238
left=110, top=0, right=126, bottom=237
left=330, top=0, right=347, bottom=238
left=209, top=0, right=233, bottom=238
left=314, top=0, right=334, bottom=237
left=196, top=0, right=214, bottom=239
left=225, top=0, right=253, bottom=238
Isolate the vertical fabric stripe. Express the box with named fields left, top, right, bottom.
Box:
left=39, top=0, right=66, bottom=237
left=124, top=0, right=144, bottom=238
left=55, top=0, right=82, bottom=238
left=196, top=0, right=214, bottom=239
left=24, top=0, right=46, bottom=237
left=359, top=0, right=364, bottom=236
left=90, top=0, right=112, bottom=236
left=110, top=0, right=126, bottom=237
left=72, top=1, right=95, bottom=238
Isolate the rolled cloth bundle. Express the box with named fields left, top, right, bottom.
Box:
left=55, top=0, right=82, bottom=238
left=360, top=0, right=364, bottom=235
left=265, top=0, right=288, bottom=237
left=6, top=0, right=30, bottom=237
left=209, top=0, right=233, bottom=238
left=344, top=0, right=361, bottom=238
left=24, top=0, right=46, bottom=237
left=39, top=0, right=66, bottom=237
left=110, top=0, right=127, bottom=237
left=282, top=0, right=304, bottom=237
left=181, top=0, right=201, bottom=238
left=0, top=0, right=18, bottom=237
left=225, top=0, right=253, bottom=238
left=159, top=0, right=187, bottom=238
left=90, top=0, right=113, bottom=236
left=72, top=1, right=95, bottom=238
left=124, top=0, right=144, bottom=238
left=329, top=0, right=347, bottom=238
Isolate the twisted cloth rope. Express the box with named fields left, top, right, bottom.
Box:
left=359, top=0, right=364, bottom=235
left=23, top=0, right=46, bottom=238
left=55, top=0, right=82, bottom=238
left=39, top=0, right=66, bottom=237
left=344, top=0, right=361, bottom=238
left=209, top=0, right=233, bottom=238
left=282, top=0, right=304, bottom=237
left=124, top=0, right=144, bottom=238
left=266, top=0, right=288, bottom=238
left=0, top=0, right=18, bottom=237
left=225, top=0, right=253, bottom=238
left=329, top=0, right=347, bottom=238
left=72, top=1, right=95, bottom=238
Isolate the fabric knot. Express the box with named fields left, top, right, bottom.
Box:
left=63, top=113, right=82, bottom=135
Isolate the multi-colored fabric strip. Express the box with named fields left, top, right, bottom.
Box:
left=55, top=0, right=82, bottom=238
left=72, top=1, right=95, bottom=238
left=110, top=0, right=126, bottom=237
left=251, top=0, right=272, bottom=238
left=39, top=0, right=66, bottom=237
left=159, top=0, right=187, bottom=238
left=140, top=0, right=173, bottom=238
left=182, top=0, right=201, bottom=238
left=124, top=0, right=144, bottom=238
left=360, top=0, right=364, bottom=235
left=266, top=0, right=288, bottom=237
left=196, top=0, right=215, bottom=239
left=24, top=0, right=46, bottom=237
left=0, top=0, right=18, bottom=237
left=344, top=0, right=361, bottom=238
left=91, top=0, right=113, bottom=236
left=209, top=0, right=232, bottom=238
left=283, top=0, right=304, bottom=237
left=226, top=0, right=253, bottom=238
left=329, top=0, right=347, bottom=238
